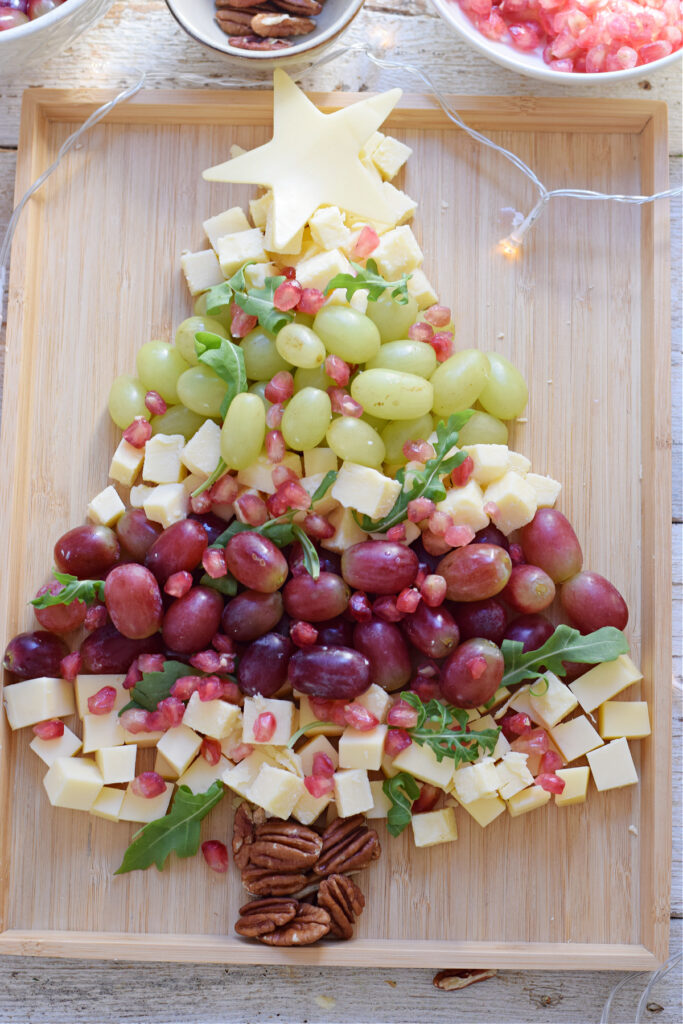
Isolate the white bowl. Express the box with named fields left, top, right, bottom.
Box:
left=0, top=0, right=114, bottom=77
left=429, top=0, right=682, bottom=83
left=165, top=0, right=365, bottom=68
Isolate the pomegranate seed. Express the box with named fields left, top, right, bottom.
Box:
left=230, top=303, right=258, bottom=339
left=402, top=439, right=435, bottom=463
left=201, top=737, right=222, bottom=766
left=387, top=701, right=419, bottom=729
left=324, top=354, right=351, bottom=387
left=198, top=675, right=223, bottom=702
left=430, top=332, right=454, bottom=363
left=32, top=719, right=64, bottom=740
left=310, top=697, right=348, bottom=727
left=509, top=543, right=526, bottom=566
left=145, top=390, right=167, bottom=416
left=87, top=685, right=117, bottom=715
left=234, top=491, right=268, bottom=527
left=312, top=752, right=335, bottom=778
left=220, top=679, right=242, bottom=703
left=352, top=225, right=380, bottom=259
left=202, top=548, right=228, bottom=579
left=342, top=392, right=363, bottom=417
left=416, top=657, right=440, bottom=679
left=444, top=524, right=475, bottom=548
left=536, top=772, right=566, bottom=795
left=466, top=655, right=488, bottom=680
left=265, top=371, right=294, bottom=403
left=273, top=279, right=302, bottom=311
left=386, top=523, right=406, bottom=543
left=349, top=591, right=373, bottom=622
left=304, top=774, right=335, bottom=798
left=412, top=783, right=440, bottom=814
left=384, top=728, right=412, bottom=757
left=410, top=676, right=442, bottom=702
left=164, top=570, right=193, bottom=598
left=484, top=501, right=500, bottom=519
left=156, top=696, right=186, bottom=728
left=266, top=402, right=284, bottom=429
left=302, top=513, right=334, bottom=540
left=282, top=265, right=296, bottom=280
left=119, top=708, right=153, bottom=734
left=507, top=712, right=533, bottom=736
left=407, top=496, right=436, bottom=522
left=201, top=839, right=229, bottom=873
left=209, top=473, right=238, bottom=505
left=421, top=574, right=447, bottom=607
left=139, top=654, right=165, bottom=674
left=396, top=587, right=421, bottom=614
left=190, top=492, right=212, bottom=515
left=290, top=620, right=319, bottom=647
left=423, top=304, right=451, bottom=327
left=297, top=288, right=326, bottom=314
left=123, top=416, right=152, bottom=448
left=272, top=464, right=298, bottom=488
left=227, top=741, right=254, bottom=763
left=131, top=771, right=166, bottom=798
left=422, top=530, right=451, bottom=556
left=267, top=491, right=288, bottom=517
left=372, top=595, right=404, bottom=622
left=190, top=650, right=234, bottom=674
left=541, top=750, right=563, bottom=773
left=344, top=703, right=379, bottom=732
left=265, top=430, right=286, bottom=464
left=123, top=658, right=142, bottom=690
left=280, top=480, right=311, bottom=511
left=146, top=710, right=170, bottom=732
left=212, top=633, right=235, bottom=654
left=408, top=321, right=434, bottom=343
left=253, top=711, right=276, bottom=742
left=170, top=675, right=202, bottom=700
left=60, top=651, right=81, bottom=681
left=428, top=510, right=453, bottom=537
left=512, top=728, right=550, bottom=756
left=451, top=455, right=474, bottom=488
left=84, top=603, right=107, bottom=631
left=415, top=564, right=428, bottom=587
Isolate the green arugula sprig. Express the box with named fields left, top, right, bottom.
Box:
left=356, top=412, right=474, bottom=533
left=325, top=259, right=412, bottom=305
left=195, top=333, right=247, bottom=419
left=399, top=691, right=500, bottom=767
left=287, top=721, right=339, bottom=748
left=115, top=782, right=225, bottom=874
left=501, top=625, right=629, bottom=690
left=30, top=570, right=105, bottom=610
left=204, top=263, right=294, bottom=336
left=120, top=660, right=192, bottom=714
left=191, top=458, right=227, bottom=499
left=382, top=772, right=421, bottom=837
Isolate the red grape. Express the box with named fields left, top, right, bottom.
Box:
left=316, top=616, right=354, bottom=647
left=33, top=581, right=87, bottom=634
left=560, top=571, right=628, bottom=633
left=502, top=564, right=556, bottom=614
left=221, top=589, right=283, bottom=643
left=450, top=597, right=507, bottom=645
left=54, top=524, right=119, bottom=579
left=237, top=633, right=293, bottom=697
left=341, top=541, right=418, bottom=595
left=0, top=8, right=28, bottom=29
left=519, top=510, right=583, bottom=583
left=190, top=513, right=231, bottom=546
left=104, top=564, right=163, bottom=640
left=441, top=638, right=504, bottom=707
left=283, top=572, right=350, bottom=622
left=80, top=622, right=164, bottom=673
left=27, top=0, right=60, bottom=18
left=472, top=524, right=509, bottom=549
left=3, top=630, right=69, bottom=679
left=401, top=602, right=460, bottom=660
left=352, top=619, right=412, bottom=692
left=289, top=646, right=371, bottom=700
left=437, top=544, right=511, bottom=601
left=145, top=519, right=208, bottom=584
left=289, top=543, right=341, bottom=578
left=503, top=614, right=554, bottom=652
left=162, top=587, right=224, bottom=653
left=116, top=509, right=162, bottom=561
left=225, top=532, right=288, bottom=593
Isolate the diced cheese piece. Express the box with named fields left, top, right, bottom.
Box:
left=43, top=756, right=103, bottom=811
left=366, top=779, right=392, bottom=819
left=320, top=506, right=369, bottom=555
left=203, top=206, right=250, bottom=250
left=95, top=744, right=137, bottom=784
left=304, top=448, right=337, bottom=477
left=380, top=181, right=417, bottom=225
left=244, top=261, right=279, bottom=289
left=237, top=452, right=302, bottom=494
left=182, top=690, right=241, bottom=740
left=528, top=672, right=579, bottom=729
left=436, top=478, right=489, bottom=533
left=291, top=787, right=333, bottom=826
left=507, top=451, right=531, bottom=476
left=333, top=768, right=374, bottom=817
left=143, top=434, right=186, bottom=485
left=360, top=131, right=385, bottom=161
left=288, top=239, right=322, bottom=268
left=154, top=749, right=180, bottom=780
left=298, top=735, right=339, bottom=777
left=373, top=226, right=423, bottom=279
left=180, top=249, right=224, bottom=295
left=554, top=766, right=590, bottom=806
left=392, top=742, right=454, bottom=790
left=371, top=135, right=412, bottom=180
left=298, top=474, right=339, bottom=516
left=75, top=674, right=127, bottom=718
left=91, top=786, right=126, bottom=821
left=455, top=792, right=506, bottom=828
left=119, top=781, right=174, bottom=822
left=216, top=228, right=267, bottom=276
left=222, top=750, right=273, bottom=799
left=295, top=248, right=351, bottom=292
left=462, top=444, right=511, bottom=485
left=598, top=701, right=651, bottom=740
left=4, top=676, right=75, bottom=730
left=156, top=725, right=202, bottom=776
left=480, top=686, right=511, bottom=713
left=263, top=745, right=303, bottom=777
left=86, top=485, right=125, bottom=527
left=508, top=686, right=537, bottom=722
left=569, top=655, right=642, bottom=713
left=243, top=696, right=295, bottom=746
left=109, top=438, right=145, bottom=487
left=381, top=752, right=399, bottom=778
left=82, top=711, right=125, bottom=753
left=265, top=208, right=304, bottom=256
left=356, top=684, right=392, bottom=724
left=452, top=758, right=499, bottom=804
left=295, top=695, right=344, bottom=738
left=407, top=268, right=438, bottom=310
left=525, top=472, right=561, bottom=507
left=550, top=716, right=604, bottom=762
left=586, top=737, right=638, bottom=791
left=331, top=462, right=401, bottom=520
left=249, top=191, right=272, bottom=229
left=469, top=714, right=510, bottom=760
left=495, top=752, right=534, bottom=800
left=123, top=727, right=163, bottom=748
left=361, top=154, right=383, bottom=184
left=180, top=420, right=222, bottom=478
left=483, top=471, right=537, bottom=536
left=412, top=807, right=458, bottom=848
left=309, top=206, right=351, bottom=251
left=183, top=472, right=207, bottom=495
left=177, top=754, right=230, bottom=795
left=30, top=724, right=82, bottom=766
left=143, top=483, right=189, bottom=528
left=506, top=785, right=551, bottom=817
left=338, top=725, right=387, bottom=771
left=130, top=483, right=156, bottom=508
left=247, top=764, right=305, bottom=819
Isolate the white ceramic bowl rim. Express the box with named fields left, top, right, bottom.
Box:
left=0, top=0, right=90, bottom=42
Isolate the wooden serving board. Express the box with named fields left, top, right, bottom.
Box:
left=0, top=89, right=672, bottom=970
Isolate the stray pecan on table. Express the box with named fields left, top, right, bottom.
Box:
left=215, top=0, right=322, bottom=51
left=433, top=969, right=498, bottom=991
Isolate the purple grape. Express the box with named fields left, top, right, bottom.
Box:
left=104, top=564, right=164, bottom=640
left=162, top=586, right=224, bottom=653
left=353, top=619, right=412, bottom=692
left=316, top=616, right=355, bottom=647
left=450, top=598, right=507, bottom=646
left=54, top=524, right=119, bottom=579
left=519, top=509, right=583, bottom=583
left=116, top=509, right=162, bottom=562
left=225, top=533, right=288, bottom=593
left=237, top=633, right=293, bottom=697
left=190, top=512, right=229, bottom=546
left=33, top=581, right=87, bottom=634
left=502, top=564, right=556, bottom=614
left=341, top=541, right=418, bottom=595
left=80, top=622, right=164, bottom=673
left=441, top=638, right=504, bottom=708
left=289, top=645, right=371, bottom=700
left=504, top=614, right=554, bottom=652
left=401, top=602, right=460, bottom=660
left=437, top=544, right=512, bottom=601
left=283, top=572, right=350, bottom=622
left=221, top=590, right=283, bottom=643
left=145, top=519, right=208, bottom=585
left=560, top=571, right=628, bottom=633
left=289, top=542, right=341, bottom=578
left=3, top=630, right=69, bottom=679
left=472, top=524, right=509, bottom=549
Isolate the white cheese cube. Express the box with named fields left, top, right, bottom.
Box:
left=30, top=724, right=82, bottom=766
left=479, top=686, right=511, bottom=713
left=320, top=506, right=369, bottom=555
left=265, top=210, right=304, bottom=256
left=455, top=792, right=506, bottom=828
left=392, top=742, right=454, bottom=790
left=356, top=684, right=392, bottom=724
left=309, top=207, right=350, bottom=251
left=555, top=766, right=590, bottom=806
left=43, top=756, right=103, bottom=811
left=586, top=737, right=638, bottom=791
left=525, top=472, right=561, bottom=507
left=75, top=674, right=126, bottom=718
left=123, top=727, right=163, bottom=748
left=154, top=749, right=180, bottom=780
left=86, top=485, right=125, bottom=527
left=304, top=448, right=337, bottom=477
left=371, top=135, right=412, bottom=180
left=81, top=711, right=125, bottom=753
left=109, top=438, right=145, bottom=487
left=366, top=779, right=392, bottom=819
left=361, top=154, right=383, bottom=185
left=295, top=695, right=344, bottom=738
left=247, top=764, right=305, bottom=819
left=180, top=420, right=222, bottom=478
left=222, top=750, right=273, bottom=799
left=333, top=768, right=373, bottom=817
left=156, top=725, right=202, bottom=776
left=495, top=752, right=534, bottom=800
left=263, top=745, right=303, bottom=777
left=177, top=754, right=230, bottom=795
left=217, top=228, right=267, bottom=276
left=203, top=206, right=250, bottom=250
left=288, top=240, right=322, bottom=268
left=237, top=452, right=301, bottom=494
left=249, top=191, right=272, bottom=229
left=507, top=451, right=531, bottom=476
left=119, top=781, right=174, bottom=823
left=91, top=786, right=126, bottom=822
left=528, top=672, right=579, bottom=729
left=4, top=676, right=75, bottom=730
left=508, top=686, right=538, bottom=722
left=506, top=785, right=551, bottom=817
left=291, top=787, right=332, bottom=826
left=180, top=249, right=224, bottom=296
left=549, top=716, right=604, bottom=763
left=360, top=131, right=385, bottom=161
left=298, top=735, right=339, bottom=777
left=462, top=444, right=510, bottom=486
left=95, top=744, right=137, bottom=784
left=331, top=462, right=401, bottom=520
left=338, top=725, right=387, bottom=771
left=183, top=472, right=208, bottom=495
left=143, top=483, right=189, bottom=528
left=243, top=697, right=295, bottom=746
left=411, top=807, right=458, bottom=848
left=436, top=479, right=489, bottom=533
left=569, top=655, right=642, bottom=713
left=407, top=268, right=438, bottom=310
left=143, top=433, right=186, bottom=485
left=483, top=471, right=537, bottom=536
left=598, top=701, right=651, bottom=740
left=244, top=261, right=279, bottom=290
left=380, top=181, right=417, bottom=225
left=381, top=752, right=400, bottom=778
left=130, top=483, right=156, bottom=509
left=469, top=714, right=510, bottom=760
left=297, top=474, right=339, bottom=516
left=295, top=248, right=351, bottom=292
left=182, top=691, right=241, bottom=740
left=452, top=758, right=499, bottom=804
left=373, top=226, right=423, bottom=279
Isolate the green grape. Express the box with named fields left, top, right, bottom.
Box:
left=241, top=327, right=291, bottom=380
left=365, top=339, right=437, bottom=379
left=350, top=369, right=433, bottom=421
left=275, top=323, right=326, bottom=369
left=108, top=375, right=150, bottom=430
left=361, top=411, right=386, bottom=432
left=313, top=306, right=381, bottom=363
left=281, top=387, right=331, bottom=451
left=176, top=365, right=228, bottom=418
left=365, top=292, right=419, bottom=343
left=193, top=293, right=231, bottom=332
left=294, top=312, right=315, bottom=328
left=457, top=409, right=508, bottom=446
left=430, top=349, right=490, bottom=418
left=326, top=416, right=386, bottom=468
left=380, top=413, right=434, bottom=466
left=136, top=340, right=190, bottom=405
left=151, top=405, right=207, bottom=441
left=248, top=380, right=272, bottom=409
left=175, top=316, right=228, bottom=366
left=221, top=393, right=266, bottom=471
left=477, top=352, right=529, bottom=420
left=293, top=365, right=333, bottom=392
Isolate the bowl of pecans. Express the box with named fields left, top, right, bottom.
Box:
left=165, top=0, right=365, bottom=63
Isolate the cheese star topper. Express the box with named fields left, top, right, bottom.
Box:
left=203, top=70, right=402, bottom=251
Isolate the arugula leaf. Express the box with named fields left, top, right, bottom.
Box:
left=30, top=570, right=105, bottom=609
left=199, top=572, right=238, bottom=596
left=400, top=692, right=500, bottom=767
left=204, top=281, right=233, bottom=317
left=115, top=782, right=225, bottom=874
left=356, top=411, right=474, bottom=533
left=287, top=721, right=339, bottom=748
left=191, top=458, right=227, bottom=498
left=292, top=524, right=320, bottom=580
left=195, top=332, right=247, bottom=418
left=382, top=772, right=421, bottom=837
left=501, top=625, right=629, bottom=690
left=233, top=276, right=294, bottom=335
left=311, top=469, right=337, bottom=504
left=325, top=259, right=411, bottom=305
left=120, top=660, right=190, bottom=714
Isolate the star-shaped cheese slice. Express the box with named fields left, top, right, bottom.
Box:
left=203, top=69, right=402, bottom=251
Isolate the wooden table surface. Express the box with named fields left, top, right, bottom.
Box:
left=0, top=2, right=680, bottom=1021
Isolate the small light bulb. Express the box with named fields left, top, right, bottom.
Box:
left=498, top=235, right=522, bottom=258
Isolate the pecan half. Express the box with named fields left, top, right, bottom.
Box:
left=216, top=0, right=265, bottom=8
left=273, top=0, right=322, bottom=14
left=251, top=12, right=315, bottom=36
left=314, top=815, right=381, bottom=876
left=241, top=864, right=309, bottom=897
left=250, top=821, right=323, bottom=871
left=235, top=898, right=298, bottom=937
left=227, top=34, right=293, bottom=49
left=433, top=969, right=498, bottom=991
left=232, top=803, right=264, bottom=870
left=317, top=874, right=365, bottom=940
left=216, top=10, right=256, bottom=33
left=259, top=903, right=331, bottom=946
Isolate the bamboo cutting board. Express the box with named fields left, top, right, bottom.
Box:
left=0, top=89, right=672, bottom=970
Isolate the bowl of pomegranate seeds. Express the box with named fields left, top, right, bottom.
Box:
left=430, top=0, right=682, bottom=79
left=0, top=0, right=113, bottom=75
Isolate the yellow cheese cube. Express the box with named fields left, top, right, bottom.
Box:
left=506, top=785, right=551, bottom=817
left=483, top=471, right=537, bottom=536
left=143, top=483, right=189, bottom=528
left=295, top=248, right=351, bottom=292
left=452, top=758, right=499, bottom=804
left=361, top=153, right=383, bottom=184
left=333, top=768, right=374, bottom=817
left=320, top=506, right=369, bottom=555
left=154, top=749, right=180, bottom=780
left=407, top=268, right=438, bottom=310
left=367, top=779, right=392, bottom=819
left=411, top=807, right=458, bottom=848
left=338, top=725, right=387, bottom=771
left=508, top=686, right=537, bottom=721
left=525, top=472, right=561, bottom=508
left=180, top=249, right=224, bottom=295
left=156, top=724, right=202, bottom=776
left=265, top=206, right=304, bottom=255
left=359, top=130, right=385, bottom=162
left=222, top=750, right=273, bottom=799
left=182, top=691, right=241, bottom=740
left=43, top=756, right=103, bottom=811
left=380, top=181, right=417, bottom=225
left=586, top=737, right=638, bottom=791
left=217, top=228, right=267, bottom=276
left=462, top=444, right=511, bottom=485
left=309, top=206, right=350, bottom=251
left=297, top=734, right=339, bottom=776
left=249, top=191, right=272, bottom=229
left=143, top=434, right=186, bottom=485
left=528, top=672, right=579, bottom=729
left=371, top=135, right=412, bottom=180
left=243, top=696, right=295, bottom=746
left=356, top=684, right=392, bottom=724
left=91, top=786, right=125, bottom=821
left=292, top=786, right=333, bottom=825
left=297, top=474, right=339, bottom=516
left=495, top=752, right=534, bottom=800
left=95, top=744, right=136, bottom=784
left=373, top=226, right=423, bottom=279
left=4, top=676, right=75, bottom=730
left=203, top=206, right=250, bottom=250
left=237, top=452, right=301, bottom=494
left=75, top=674, right=127, bottom=718
left=119, top=781, right=174, bottom=823
left=129, top=483, right=155, bottom=509
left=550, top=716, right=604, bottom=763
left=177, top=754, right=230, bottom=795
left=81, top=711, right=125, bottom=753
left=392, top=742, right=454, bottom=790
left=569, top=655, right=642, bottom=713
left=507, top=451, right=531, bottom=476
left=455, top=792, right=506, bottom=828
left=469, top=714, right=510, bottom=760
left=181, top=420, right=222, bottom=478
left=30, top=724, right=82, bottom=766
left=87, top=485, right=125, bottom=527
left=331, top=462, right=401, bottom=520
left=480, top=686, right=511, bottom=713
left=554, top=766, right=590, bottom=806
left=123, top=727, right=163, bottom=748
left=244, top=261, right=279, bottom=290
left=109, top=438, right=145, bottom=487
left=264, top=745, right=303, bottom=777
left=247, top=764, right=305, bottom=819
left=598, top=701, right=651, bottom=740
left=303, top=448, right=337, bottom=477
left=436, top=479, right=489, bottom=533
left=381, top=752, right=400, bottom=778
left=295, top=695, right=344, bottom=738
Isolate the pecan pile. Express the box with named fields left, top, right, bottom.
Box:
left=215, top=0, right=324, bottom=51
